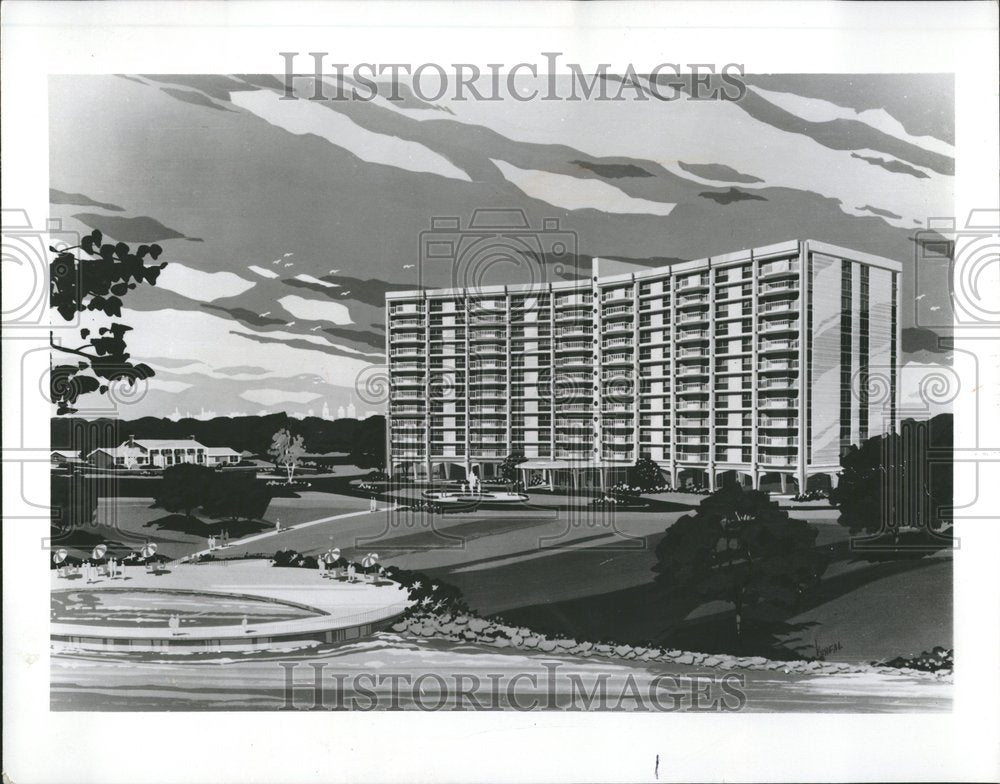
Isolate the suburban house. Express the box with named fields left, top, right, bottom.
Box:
left=86, top=436, right=241, bottom=470
left=51, top=449, right=84, bottom=466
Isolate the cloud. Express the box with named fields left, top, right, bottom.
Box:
left=230, top=88, right=472, bottom=182
left=50, top=189, right=124, bottom=212
left=146, top=378, right=195, bottom=394
left=850, top=152, right=930, bottom=179
left=248, top=265, right=279, bottom=279
left=294, top=274, right=339, bottom=289
left=571, top=160, right=654, bottom=179
left=678, top=161, right=764, bottom=184
left=239, top=388, right=323, bottom=406
left=156, top=262, right=255, bottom=302
left=748, top=85, right=955, bottom=158
left=492, top=159, right=676, bottom=216
left=902, top=326, right=951, bottom=354
left=72, top=213, right=203, bottom=242
left=215, top=365, right=271, bottom=376
left=277, top=294, right=353, bottom=325
left=699, top=187, right=767, bottom=205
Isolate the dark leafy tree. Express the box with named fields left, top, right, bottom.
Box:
left=652, top=487, right=829, bottom=644
left=153, top=463, right=215, bottom=519
left=830, top=414, right=953, bottom=537
left=49, top=229, right=167, bottom=414
left=499, top=452, right=528, bottom=484
left=350, top=415, right=386, bottom=470
left=202, top=473, right=272, bottom=523
left=629, top=456, right=667, bottom=491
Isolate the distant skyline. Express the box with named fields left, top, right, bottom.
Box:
left=49, top=73, right=956, bottom=419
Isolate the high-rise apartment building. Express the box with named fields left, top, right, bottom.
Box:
left=385, top=240, right=901, bottom=493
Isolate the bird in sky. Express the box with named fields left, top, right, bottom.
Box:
left=915, top=294, right=926, bottom=301
left=329, top=269, right=340, bottom=274
left=287, top=321, right=296, bottom=327
left=272, top=259, right=282, bottom=265
left=340, top=290, right=351, bottom=296
left=284, top=262, right=294, bottom=267
left=403, top=264, right=415, bottom=269
left=260, top=311, right=271, bottom=317
left=283, top=252, right=294, bottom=257
left=310, top=325, right=322, bottom=331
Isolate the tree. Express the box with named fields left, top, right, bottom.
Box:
left=499, top=452, right=528, bottom=485
left=629, top=456, right=667, bottom=491
left=830, top=414, right=952, bottom=538
left=652, top=487, right=829, bottom=644
left=350, top=415, right=386, bottom=470
left=269, top=428, right=306, bottom=483
left=203, top=473, right=272, bottom=523
left=49, top=229, right=167, bottom=414
left=154, top=463, right=215, bottom=519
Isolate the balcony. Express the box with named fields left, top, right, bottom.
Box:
left=759, top=317, right=798, bottom=333
left=758, top=298, right=797, bottom=315
left=602, top=402, right=631, bottom=413
left=676, top=450, right=709, bottom=462
left=470, top=329, right=506, bottom=341
left=556, top=356, right=591, bottom=368
left=677, top=276, right=708, bottom=290
left=677, top=401, right=708, bottom=411
left=759, top=398, right=797, bottom=409
left=469, top=374, right=505, bottom=385
left=392, top=377, right=424, bottom=388
left=393, top=361, right=425, bottom=372
left=390, top=317, right=424, bottom=329
left=677, top=418, right=708, bottom=428
left=758, top=259, right=800, bottom=279
left=471, top=343, right=506, bottom=356
left=759, top=358, right=798, bottom=371
left=391, top=406, right=425, bottom=417
left=556, top=340, right=593, bottom=352
left=677, top=365, right=708, bottom=377
left=470, top=448, right=507, bottom=458
left=678, top=383, right=708, bottom=394
left=677, top=346, right=706, bottom=359
left=603, top=353, right=632, bottom=366
left=677, top=293, right=708, bottom=307
left=602, top=289, right=633, bottom=302
left=677, top=435, right=707, bottom=445
left=602, top=304, right=633, bottom=318
left=759, top=454, right=796, bottom=466
left=390, top=347, right=423, bottom=357
left=391, top=391, right=424, bottom=400
left=759, top=377, right=797, bottom=390
left=603, top=435, right=632, bottom=444
left=470, top=359, right=506, bottom=370
left=560, top=403, right=593, bottom=413
left=556, top=325, right=591, bottom=338
left=759, top=338, right=799, bottom=353
left=758, top=417, right=798, bottom=428
left=471, top=419, right=506, bottom=429
left=394, top=449, right=425, bottom=459
left=759, top=436, right=799, bottom=447
left=759, top=279, right=798, bottom=295
left=602, top=320, right=633, bottom=336
left=555, top=449, right=592, bottom=459
left=389, top=305, right=425, bottom=316
left=555, top=294, right=593, bottom=308
left=470, top=405, right=505, bottom=414
left=602, top=337, right=631, bottom=349
left=677, top=310, right=709, bottom=324
left=602, top=370, right=632, bottom=382
left=677, top=329, right=709, bottom=342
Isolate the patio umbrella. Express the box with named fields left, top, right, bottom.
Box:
left=91, top=544, right=108, bottom=560
left=361, top=553, right=379, bottom=568
left=140, top=543, right=158, bottom=559
left=323, top=548, right=341, bottom=565
left=53, top=549, right=68, bottom=564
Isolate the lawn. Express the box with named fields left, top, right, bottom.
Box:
left=52, top=480, right=952, bottom=663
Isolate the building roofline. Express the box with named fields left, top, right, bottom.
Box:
left=385, top=239, right=902, bottom=300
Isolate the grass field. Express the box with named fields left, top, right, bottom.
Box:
left=54, top=476, right=952, bottom=662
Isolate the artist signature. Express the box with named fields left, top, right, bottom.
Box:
left=812, top=638, right=843, bottom=661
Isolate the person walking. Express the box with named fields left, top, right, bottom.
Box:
left=370, top=494, right=377, bottom=513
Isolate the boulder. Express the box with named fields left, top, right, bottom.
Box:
left=538, top=639, right=557, bottom=653
left=467, top=618, right=489, bottom=633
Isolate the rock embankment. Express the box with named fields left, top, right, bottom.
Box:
left=392, top=610, right=952, bottom=681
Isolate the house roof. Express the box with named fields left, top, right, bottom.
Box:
left=124, top=439, right=205, bottom=450
left=205, top=447, right=241, bottom=457
left=51, top=449, right=80, bottom=458
left=89, top=447, right=146, bottom=459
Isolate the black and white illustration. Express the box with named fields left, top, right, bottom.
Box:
left=35, top=66, right=967, bottom=714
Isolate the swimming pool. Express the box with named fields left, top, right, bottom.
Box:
left=51, top=589, right=323, bottom=629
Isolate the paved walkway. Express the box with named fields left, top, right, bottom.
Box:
left=184, top=505, right=399, bottom=562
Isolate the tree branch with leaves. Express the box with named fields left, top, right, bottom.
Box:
left=49, top=229, right=167, bottom=414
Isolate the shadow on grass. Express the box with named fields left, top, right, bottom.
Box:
left=143, top=514, right=273, bottom=538
left=495, top=553, right=950, bottom=660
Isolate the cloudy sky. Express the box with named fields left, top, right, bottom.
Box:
left=49, top=73, right=956, bottom=419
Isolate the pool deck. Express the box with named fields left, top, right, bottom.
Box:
left=51, top=560, right=411, bottom=643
